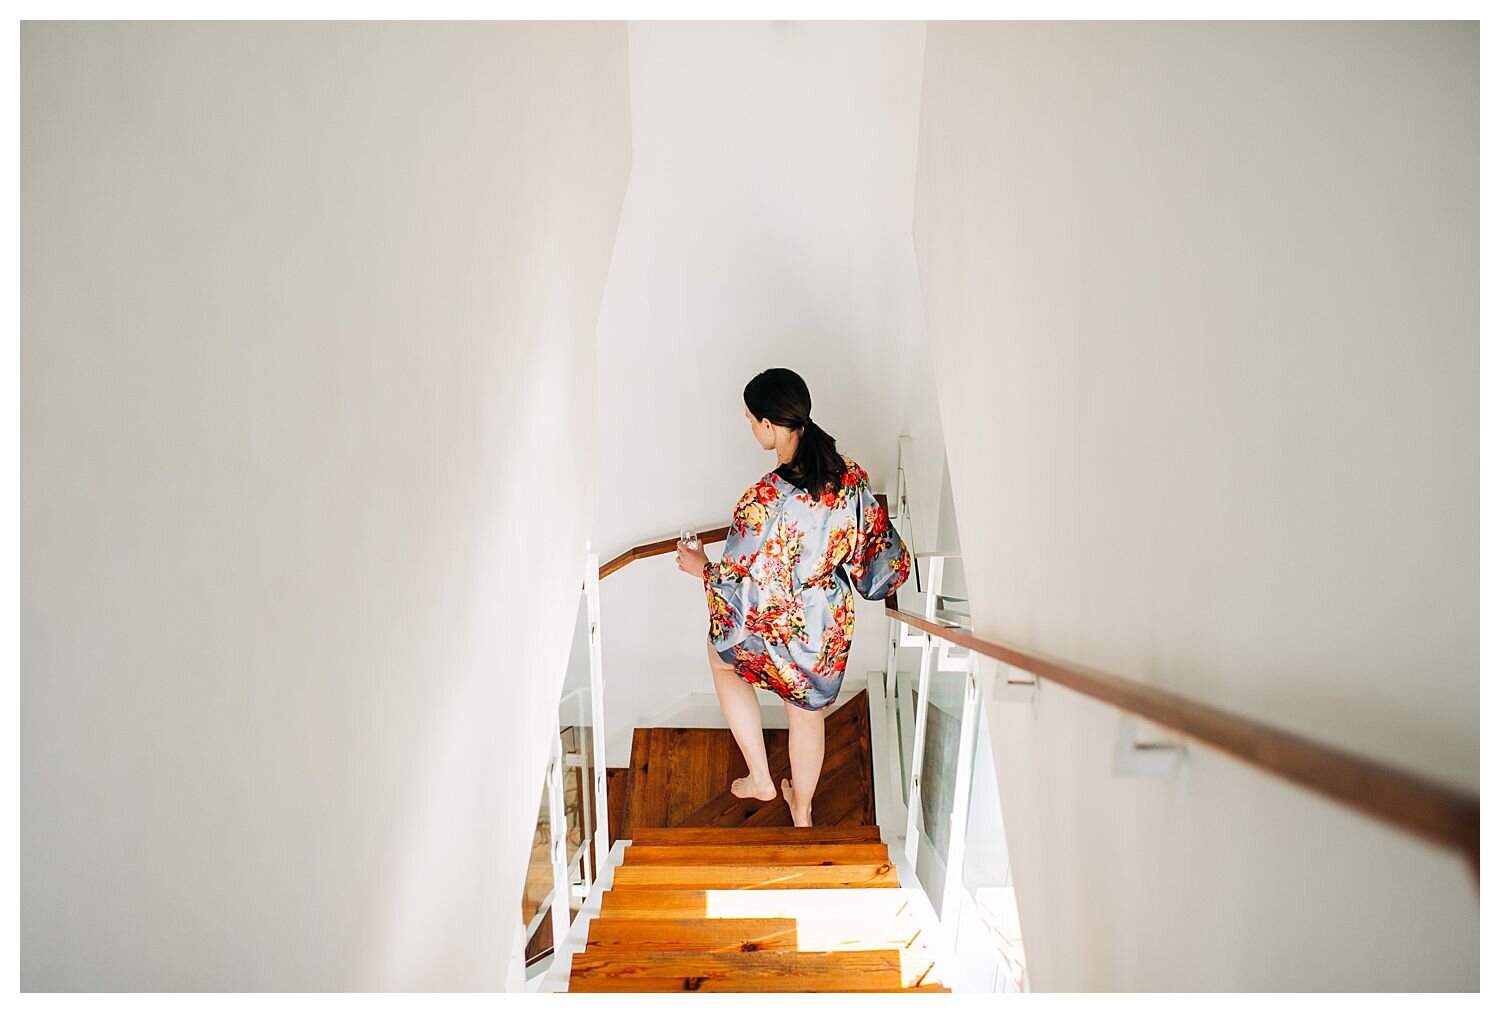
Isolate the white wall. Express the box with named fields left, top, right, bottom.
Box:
left=592, top=22, right=944, bottom=765
left=21, top=22, right=630, bottom=989
left=912, top=22, right=1477, bottom=989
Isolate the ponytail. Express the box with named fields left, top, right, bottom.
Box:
left=743, top=367, right=846, bottom=500
left=780, top=417, right=844, bottom=500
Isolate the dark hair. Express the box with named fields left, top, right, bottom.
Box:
left=743, top=367, right=845, bottom=500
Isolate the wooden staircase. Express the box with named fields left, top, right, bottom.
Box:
left=550, top=691, right=952, bottom=992
left=565, top=826, right=950, bottom=992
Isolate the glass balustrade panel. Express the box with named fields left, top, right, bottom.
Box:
left=962, top=693, right=1027, bottom=989
left=521, top=772, right=553, bottom=967
left=894, top=665, right=917, bottom=806
left=912, top=663, right=966, bottom=915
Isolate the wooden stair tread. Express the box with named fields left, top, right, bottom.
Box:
left=627, top=825, right=882, bottom=846
left=584, top=917, right=930, bottom=953
left=627, top=728, right=755, bottom=832
left=623, top=691, right=875, bottom=835
left=567, top=950, right=947, bottom=992
left=599, top=887, right=927, bottom=920
left=673, top=695, right=875, bottom=828
left=719, top=742, right=870, bottom=828
left=622, top=843, right=891, bottom=866
left=611, top=863, right=898, bottom=890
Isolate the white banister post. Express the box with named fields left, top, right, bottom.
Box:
left=904, top=555, right=944, bottom=869
left=546, top=724, right=569, bottom=954
left=584, top=550, right=609, bottom=876
left=880, top=614, right=906, bottom=832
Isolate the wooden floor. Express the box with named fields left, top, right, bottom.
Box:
left=617, top=690, right=877, bottom=837
left=566, top=826, right=948, bottom=993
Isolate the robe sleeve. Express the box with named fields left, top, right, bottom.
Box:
left=845, top=477, right=913, bottom=602
left=702, top=488, right=763, bottom=647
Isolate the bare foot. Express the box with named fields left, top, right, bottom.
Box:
left=731, top=775, right=777, bottom=801
left=781, top=777, right=812, bottom=827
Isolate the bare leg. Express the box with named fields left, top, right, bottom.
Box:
left=781, top=700, right=827, bottom=827
left=706, top=635, right=776, bottom=800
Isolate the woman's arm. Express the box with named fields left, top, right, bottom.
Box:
left=846, top=478, right=912, bottom=602
left=697, top=483, right=774, bottom=645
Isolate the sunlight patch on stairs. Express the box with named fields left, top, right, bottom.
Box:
left=552, top=826, right=953, bottom=993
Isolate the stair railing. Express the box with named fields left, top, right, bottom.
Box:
left=872, top=535, right=1022, bottom=990
left=523, top=548, right=611, bottom=986
left=882, top=428, right=1479, bottom=987
left=882, top=581, right=1482, bottom=881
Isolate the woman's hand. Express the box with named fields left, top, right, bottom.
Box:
left=676, top=539, right=710, bottom=577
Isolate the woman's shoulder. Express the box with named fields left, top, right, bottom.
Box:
left=729, top=475, right=783, bottom=536
left=839, top=454, right=869, bottom=487
left=737, top=473, right=783, bottom=513
left=740, top=476, right=770, bottom=500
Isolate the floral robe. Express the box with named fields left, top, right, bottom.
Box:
left=702, top=454, right=913, bottom=711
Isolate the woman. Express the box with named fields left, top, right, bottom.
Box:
left=674, top=367, right=912, bottom=827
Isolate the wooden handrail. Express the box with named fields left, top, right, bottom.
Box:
left=885, top=604, right=1480, bottom=878
left=598, top=526, right=730, bottom=581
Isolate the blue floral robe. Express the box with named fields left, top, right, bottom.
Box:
left=702, top=454, right=913, bottom=711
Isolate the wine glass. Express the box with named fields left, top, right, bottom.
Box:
left=676, top=527, right=700, bottom=574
